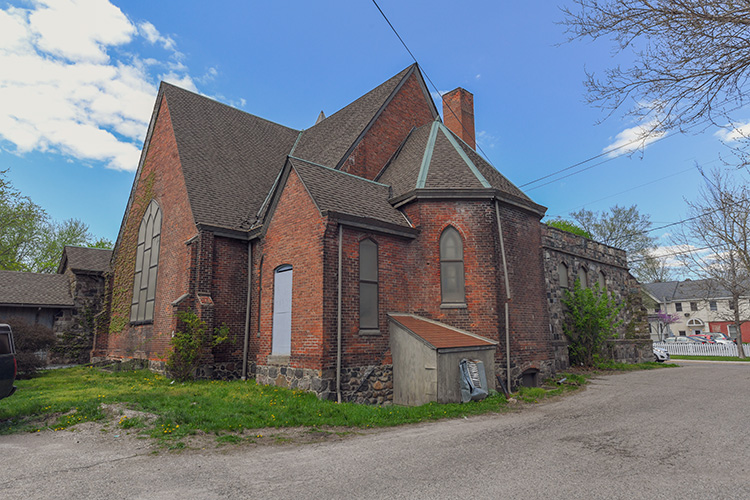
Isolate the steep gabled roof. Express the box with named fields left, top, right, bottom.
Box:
left=289, top=157, right=413, bottom=229
left=378, top=121, right=533, bottom=204
left=162, top=83, right=300, bottom=230
left=0, top=271, right=73, bottom=308
left=292, top=65, right=427, bottom=169
left=58, top=246, right=113, bottom=274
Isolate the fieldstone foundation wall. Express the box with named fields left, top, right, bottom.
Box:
left=256, top=365, right=336, bottom=400
left=340, top=365, right=393, bottom=404
left=195, top=361, right=246, bottom=381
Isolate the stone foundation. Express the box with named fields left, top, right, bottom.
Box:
left=256, top=364, right=335, bottom=400
left=605, top=339, right=653, bottom=364
left=340, top=365, right=393, bottom=404
left=499, top=359, right=556, bottom=390
left=194, top=361, right=247, bottom=381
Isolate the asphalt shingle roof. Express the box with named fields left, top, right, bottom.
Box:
left=60, top=246, right=113, bottom=274
left=0, top=271, right=73, bottom=307
left=378, top=121, right=534, bottom=204
left=643, top=279, right=738, bottom=301
left=290, top=158, right=411, bottom=228
left=163, top=83, right=300, bottom=230
left=292, top=65, right=415, bottom=168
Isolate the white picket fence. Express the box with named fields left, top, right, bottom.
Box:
left=654, top=342, right=750, bottom=357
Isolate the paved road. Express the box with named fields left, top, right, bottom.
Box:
left=2, top=361, right=750, bottom=499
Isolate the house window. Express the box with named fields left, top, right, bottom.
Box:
left=675, top=303, right=683, bottom=312
left=558, top=262, right=569, bottom=289
left=440, top=226, right=465, bottom=304
left=359, top=239, right=379, bottom=331
left=577, top=266, right=588, bottom=288
left=690, top=302, right=698, bottom=311
left=709, top=301, right=717, bottom=311
left=729, top=300, right=736, bottom=310
left=679, top=331, right=686, bottom=336
left=130, top=200, right=162, bottom=324
left=597, top=270, right=606, bottom=290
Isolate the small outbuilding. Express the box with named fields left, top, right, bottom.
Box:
left=389, top=313, right=497, bottom=406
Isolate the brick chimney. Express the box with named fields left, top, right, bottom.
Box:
left=442, top=88, right=475, bottom=149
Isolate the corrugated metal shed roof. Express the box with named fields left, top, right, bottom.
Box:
left=389, top=313, right=496, bottom=349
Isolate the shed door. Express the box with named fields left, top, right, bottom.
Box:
left=272, top=265, right=293, bottom=355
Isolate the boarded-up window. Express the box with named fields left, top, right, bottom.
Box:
left=440, top=226, right=465, bottom=304
left=558, top=262, right=569, bottom=288
left=130, top=200, right=161, bottom=324
left=577, top=266, right=588, bottom=288
left=359, top=239, right=378, bottom=330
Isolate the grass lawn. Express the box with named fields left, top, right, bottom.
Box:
left=669, top=355, right=750, bottom=362
left=0, top=363, right=665, bottom=447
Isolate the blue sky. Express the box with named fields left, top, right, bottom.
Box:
left=0, top=0, right=746, bottom=260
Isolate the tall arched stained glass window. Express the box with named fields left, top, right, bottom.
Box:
left=130, top=200, right=162, bottom=324
left=440, top=226, right=465, bottom=304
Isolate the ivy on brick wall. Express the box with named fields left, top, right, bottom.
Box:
left=109, top=170, right=155, bottom=335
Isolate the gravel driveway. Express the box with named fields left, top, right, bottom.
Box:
left=2, top=360, right=749, bottom=499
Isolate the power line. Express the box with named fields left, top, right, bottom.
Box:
left=370, top=0, right=497, bottom=166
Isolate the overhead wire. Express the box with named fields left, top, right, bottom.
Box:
left=371, top=0, right=750, bottom=260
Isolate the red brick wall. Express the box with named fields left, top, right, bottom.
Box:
left=320, top=223, right=412, bottom=370
left=341, top=73, right=435, bottom=180
left=104, top=96, right=197, bottom=361
left=256, top=168, right=326, bottom=369
left=210, top=236, right=249, bottom=363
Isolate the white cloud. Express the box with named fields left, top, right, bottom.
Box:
left=476, top=130, right=497, bottom=149
left=0, top=0, right=198, bottom=172
left=715, top=121, right=750, bottom=143
left=137, top=21, right=176, bottom=52
left=604, top=117, right=666, bottom=158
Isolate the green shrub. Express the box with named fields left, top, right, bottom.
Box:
left=166, top=311, right=228, bottom=381
left=562, top=280, right=623, bottom=367
left=0, top=316, right=56, bottom=377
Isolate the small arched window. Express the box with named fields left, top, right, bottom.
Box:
left=359, top=239, right=379, bottom=330
left=131, top=200, right=162, bottom=323
left=558, top=262, right=569, bottom=289
left=598, top=270, right=606, bottom=290
left=577, top=266, right=588, bottom=288
left=440, top=226, right=465, bottom=304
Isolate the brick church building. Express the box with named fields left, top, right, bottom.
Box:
left=93, top=65, right=650, bottom=404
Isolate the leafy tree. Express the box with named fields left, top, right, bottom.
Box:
left=0, top=171, right=47, bottom=271
left=546, top=218, right=592, bottom=239
left=569, top=204, right=657, bottom=279
left=562, top=280, right=623, bottom=367
left=0, top=170, right=109, bottom=272
left=637, top=253, right=676, bottom=283
left=562, top=1, right=750, bottom=162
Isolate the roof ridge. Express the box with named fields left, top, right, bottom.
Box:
left=161, top=82, right=300, bottom=134
left=437, top=123, right=491, bottom=188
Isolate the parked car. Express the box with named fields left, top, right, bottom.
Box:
left=664, top=336, right=701, bottom=343
left=688, top=335, right=715, bottom=344
left=653, top=346, right=670, bottom=362
left=0, top=324, right=17, bottom=400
